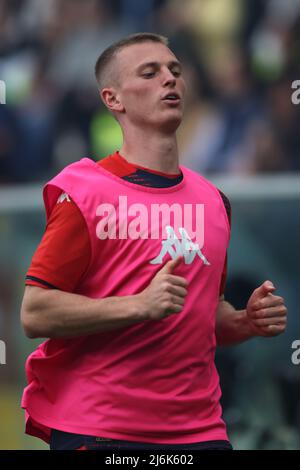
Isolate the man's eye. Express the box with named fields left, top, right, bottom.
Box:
left=172, top=70, right=181, bottom=77
left=142, top=72, right=155, bottom=78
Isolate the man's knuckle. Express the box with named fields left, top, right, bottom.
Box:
left=163, top=298, right=171, bottom=309
left=254, top=301, right=262, bottom=310
left=252, top=309, right=261, bottom=319
left=164, top=282, right=172, bottom=292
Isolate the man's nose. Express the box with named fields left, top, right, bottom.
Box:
left=162, top=67, right=176, bottom=87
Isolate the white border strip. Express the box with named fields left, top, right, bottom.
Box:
left=0, top=174, right=300, bottom=212
left=0, top=183, right=44, bottom=212
left=211, top=174, right=300, bottom=200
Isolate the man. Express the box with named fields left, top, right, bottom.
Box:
left=21, top=33, right=287, bottom=451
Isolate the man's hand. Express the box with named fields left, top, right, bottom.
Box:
left=246, top=280, right=287, bottom=337
left=137, top=256, right=188, bottom=321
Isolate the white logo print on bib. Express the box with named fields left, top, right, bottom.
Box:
left=150, top=226, right=210, bottom=265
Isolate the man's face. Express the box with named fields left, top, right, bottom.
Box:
left=114, top=42, right=186, bottom=132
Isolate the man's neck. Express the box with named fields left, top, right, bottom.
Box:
left=119, top=128, right=180, bottom=175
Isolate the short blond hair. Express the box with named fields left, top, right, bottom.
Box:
left=95, top=32, right=169, bottom=90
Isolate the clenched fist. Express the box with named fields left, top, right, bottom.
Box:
left=246, top=280, right=287, bottom=337
left=137, top=256, right=188, bottom=321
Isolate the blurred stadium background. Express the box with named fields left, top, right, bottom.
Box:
left=0, top=0, right=300, bottom=450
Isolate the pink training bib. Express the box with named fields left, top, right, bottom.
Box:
left=22, top=158, right=230, bottom=444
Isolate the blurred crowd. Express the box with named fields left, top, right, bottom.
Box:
left=0, top=0, right=300, bottom=183
left=1, top=1, right=300, bottom=450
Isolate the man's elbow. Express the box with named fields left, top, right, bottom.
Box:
left=23, top=325, right=39, bottom=339
left=21, top=306, right=42, bottom=338
left=20, top=287, right=53, bottom=338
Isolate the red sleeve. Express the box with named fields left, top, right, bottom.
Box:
left=26, top=194, right=91, bottom=292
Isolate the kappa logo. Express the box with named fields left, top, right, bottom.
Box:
left=150, top=226, right=210, bottom=265
left=57, top=192, right=71, bottom=204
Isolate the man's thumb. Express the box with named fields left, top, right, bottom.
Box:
left=160, top=256, right=183, bottom=274
left=257, top=280, right=276, bottom=297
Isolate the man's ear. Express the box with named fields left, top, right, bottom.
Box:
left=100, top=88, right=124, bottom=113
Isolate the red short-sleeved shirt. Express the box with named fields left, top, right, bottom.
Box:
left=26, top=153, right=230, bottom=294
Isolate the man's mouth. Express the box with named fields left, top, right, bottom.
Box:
left=162, top=92, right=181, bottom=104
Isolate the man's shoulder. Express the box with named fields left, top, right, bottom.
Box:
left=43, top=158, right=102, bottom=218
left=46, top=157, right=105, bottom=187
left=181, top=165, right=231, bottom=221
left=56, top=157, right=96, bottom=176
left=181, top=165, right=220, bottom=191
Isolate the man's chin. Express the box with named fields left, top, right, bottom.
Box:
left=157, top=114, right=183, bottom=133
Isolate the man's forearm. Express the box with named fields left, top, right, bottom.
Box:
left=21, top=259, right=188, bottom=340
left=216, top=299, right=255, bottom=346
left=21, top=286, right=146, bottom=339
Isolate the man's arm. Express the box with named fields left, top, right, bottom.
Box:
left=21, top=285, right=145, bottom=338
left=21, top=256, right=188, bottom=339
left=216, top=299, right=254, bottom=346
left=216, top=281, right=287, bottom=346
